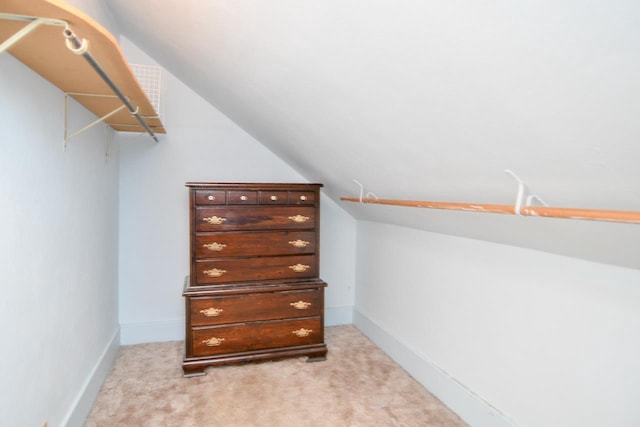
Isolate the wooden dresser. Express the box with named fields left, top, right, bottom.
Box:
left=182, top=182, right=328, bottom=377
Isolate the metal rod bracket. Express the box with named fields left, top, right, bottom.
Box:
left=504, top=170, right=549, bottom=214
left=353, top=179, right=378, bottom=202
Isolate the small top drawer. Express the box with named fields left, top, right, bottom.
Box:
left=259, top=191, right=288, bottom=205
left=195, top=190, right=226, bottom=205
left=288, top=191, right=316, bottom=205
left=228, top=191, right=258, bottom=204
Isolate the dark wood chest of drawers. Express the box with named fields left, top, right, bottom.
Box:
left=182, top=183, right=328, bottom=377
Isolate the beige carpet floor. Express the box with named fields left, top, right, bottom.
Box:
left=85, top=325, right=466, bottom=426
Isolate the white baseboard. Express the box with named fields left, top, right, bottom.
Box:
left=353, top=309, right=518, bottom=427
left=62, top=326, right=120, bottom=427
left=120, top=306, right=353, bottom=345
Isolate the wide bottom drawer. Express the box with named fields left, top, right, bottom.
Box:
left=189, top=289, right=322, bottom=326
left=191, top=317, right=321, bottom=357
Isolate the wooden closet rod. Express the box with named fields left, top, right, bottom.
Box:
left=340, top=197, right=640, bottom=224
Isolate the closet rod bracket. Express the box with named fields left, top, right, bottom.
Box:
left=504, top=170, right=549, bottom=214
left=504, top=170, right=526, bottom=215
left=352, top=179, right=378, bottom=202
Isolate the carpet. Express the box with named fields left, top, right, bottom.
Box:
left=85, top=325, right=466, bottom=426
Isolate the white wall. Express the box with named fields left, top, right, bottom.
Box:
left=354, top=220, right=640, bottom=427
left=0, top=9, right=355, bottom=427
left=117, top=38, right=356, bottom=344
left=0, top=51, right=119, bottom=427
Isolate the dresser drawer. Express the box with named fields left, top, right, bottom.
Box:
left=194, top=190, right=226, bottom=205
left=190, top=289, right=322, bottom=326
left=228, top=190, right=257, bottom=204
left=191, top=317, right=322, bottom=357
left=259, top=191, right=288, bottom=204
left=288, top=191, right=316, bottom=205
left=195, top=255, right=317, bottom=284
left=195, top=206, right=316, bottom=231
left=195, top=231, right=316, bottom=258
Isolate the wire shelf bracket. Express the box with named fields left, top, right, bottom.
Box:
left=0, top=13, right=68, bottom=54
left=63, top=92, right=126, bottom=150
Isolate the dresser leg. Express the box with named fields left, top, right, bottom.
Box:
left=306, top=349, right=328, bottom=363
left=182, top=365, right=207, bottom=377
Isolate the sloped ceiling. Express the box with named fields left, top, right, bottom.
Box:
left=105, top=0, right=640, bottom=269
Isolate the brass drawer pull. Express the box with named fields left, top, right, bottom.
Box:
left=203, top=216, right=227, bottom=225
left=288, top=240, right=310, bottom=248
left=199, top=307, right=224, bottom=317
left=288, top=215, right=310, bottom=223
left=290, top=301, right=312, bottom=310
left=203, top=242, right=227, bottom=252
left=292, top=328, right=312, bottom=337
left=289, top=264, right=310, bottom=273
left=204, top=268, right=227, bottom=278
left=202, top=337, right=225, bottom=347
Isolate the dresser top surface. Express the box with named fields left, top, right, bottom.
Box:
left=186, top=182, right=323, bottom=190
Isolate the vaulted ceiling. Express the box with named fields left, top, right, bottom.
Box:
left=105, top=0, right=640, bottom=269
